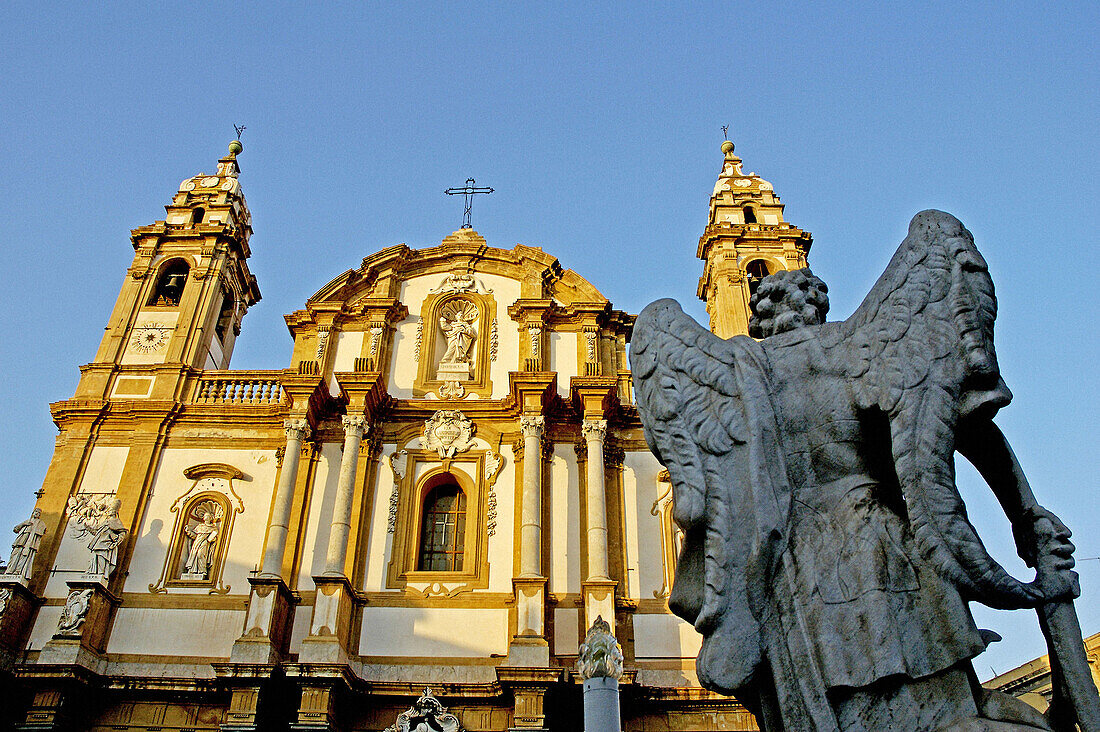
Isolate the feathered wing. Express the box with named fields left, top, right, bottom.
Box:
left=843, top=209, right=1039, bottom=609
left=631, top=298, right=793, bottom=690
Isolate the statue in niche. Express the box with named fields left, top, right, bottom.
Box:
left=632, top=211, right=1097, bottom=731
left=179, top=499, right=223, bottom=580
left=67, top=496, right=128, bottom=581
left=436, top=299, right=478, bottom=381
left=4, top=508, right=46, bottom=581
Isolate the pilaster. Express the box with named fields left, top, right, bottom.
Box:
left=231, top=576, right=297, bottom=664
left=0, top=580, right=39, bottom=674
left=37, top=579, right=120, bottom=672
left=497, top=666, right=565, bottom=732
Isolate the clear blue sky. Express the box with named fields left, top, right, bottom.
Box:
left=1, top=3, right=1096, bottom=680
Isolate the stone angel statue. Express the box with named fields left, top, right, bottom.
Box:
left=631, top=211, right=1098, bottom=731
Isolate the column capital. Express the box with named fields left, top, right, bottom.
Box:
left=283, top=419, right=310, bottom=442
left=519, top=415, right=545, bottom=439
left=581, top=419, right=607, bottom=443
left=340, top=414, right=368, bottom=438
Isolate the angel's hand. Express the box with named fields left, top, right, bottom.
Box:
left=1029, top=506, right=1080, bottom=602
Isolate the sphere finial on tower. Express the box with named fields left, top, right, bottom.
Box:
left=721, top=140, right=735, bottom=154
left=228, top=140, right=243, bottom=156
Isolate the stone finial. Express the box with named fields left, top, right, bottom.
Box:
left=578, top=615, right=624, bottom=680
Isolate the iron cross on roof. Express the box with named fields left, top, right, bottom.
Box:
left=445, top=178, right=494, bottom=229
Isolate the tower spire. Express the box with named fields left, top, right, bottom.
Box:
left=696, top=141, right=812, bottom=337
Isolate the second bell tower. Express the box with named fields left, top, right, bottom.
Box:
left=696, top=140, right=813, bottom=338
left=76, top=141, right=261, bottom=402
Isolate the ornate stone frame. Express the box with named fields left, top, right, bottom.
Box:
left=149, top=463, right=244, bottom=594
left=413, top=292, right=496, bottom=398
left=651, top=469, right=682, bottom=600
left=385, top=450, right=496, bottom=594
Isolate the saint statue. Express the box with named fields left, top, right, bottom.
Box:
left=5, top=508, right=46, bottom=581
left=182, top=508, right=220, bottom=579
left=86, top=498, right=128, bottom=579
left=632, top=211, right=1096, bottom=730
left=439, top=302, right=477, bottom=365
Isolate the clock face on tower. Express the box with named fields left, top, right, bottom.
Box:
left=130, top=324, right=170, bottom=354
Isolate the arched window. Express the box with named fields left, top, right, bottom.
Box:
left=149, top=259, right=190, bottom=307
left=417, top=475, right=467, bottom=571
left=746, top=259, right=771, bottom=294
left=743, top=205, right=757, bottom=224
left=191, top=207, right=205, bottom=225
left=215, top=290, right=235, bottom=341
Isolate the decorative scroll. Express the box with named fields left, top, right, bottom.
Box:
left=385, top=687, right=461, bottom=732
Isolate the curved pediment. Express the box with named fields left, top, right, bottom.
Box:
left=299, top=230, right=608, bottom=312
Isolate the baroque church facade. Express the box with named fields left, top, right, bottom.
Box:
left=0, top=139, right=811, bottom=731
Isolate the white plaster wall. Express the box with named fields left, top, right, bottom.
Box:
left=288, top=603, right=313, bottom=655
left=548, top=331, right=580, bottom=399
left=122, top=448, right=279, bottom=596
left=554, top=607, right=580, bottom=656
left=328, top=330, right=365, bottom=396
left=26, top=606, right=63, bottom=650
left=363, top=443, right=396, bottom=592
left=43, top=446, right=131, bottom=598
left=388, top=272, right=522, bottom=399
left=633, top=613, right=703, bottom=659
left=548, top=445, right=581, bottom=594
left=120, top=311, right=180, bottom=366
left=358, top=607, right=509, bottom=657
left=331, top=330, right=365, bottom=374
left=296, top=443, right=342, bottom=590
left=80, top=446, right=130, bottom=493
left=105, top=607, right=246, bottom=658
left=624, top=451, right=666, bottom=600
left=487, top=444, right=516, bottom=592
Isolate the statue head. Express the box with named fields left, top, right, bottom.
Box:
left=31, top=508, right=41, bottom=519
left=748, top=267, right=829, bottom=338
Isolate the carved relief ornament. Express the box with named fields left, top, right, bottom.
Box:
left=422, top=410, right=475, bottom=459
left=429, top=271, right=492, bottom=295
left=385, top=687, right=461, bottom=732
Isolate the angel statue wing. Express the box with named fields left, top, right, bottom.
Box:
left=837, top=209, right=1041, bottom=610
left=630, top=299, right=803, bottom=693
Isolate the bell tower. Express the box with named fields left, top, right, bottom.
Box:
left=696, top=139, right=813, bottom=338
left=76, top=140, right=261, bottom=401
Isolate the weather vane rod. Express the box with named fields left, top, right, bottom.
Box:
left=444, top=178, right=494, bottom=229
left=722, top=124, right=729, bottom=141
left=233, top=124, right=246, bottom=140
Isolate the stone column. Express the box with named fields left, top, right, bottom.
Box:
left=582, top=419, right=610, bottom=581
left=300, top=415, right=367, bottom=665
left=578, top=616, right=624, bottom=732
left=261, top=418, right=310, bottom=576
left=510, top=415, right=549, bottom=666
left=518, top=416, right=545, bottom=577
left=581, top=419, right=617, bottom=631
left=323, top=415, right=367, bottom=575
